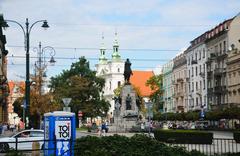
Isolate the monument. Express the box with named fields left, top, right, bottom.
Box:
left=113, top=59, right=139, bottom=132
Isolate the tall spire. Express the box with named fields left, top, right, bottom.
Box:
left=112, top=30, right=121, bottom=61
left=99, top=32, right=107, bottom=64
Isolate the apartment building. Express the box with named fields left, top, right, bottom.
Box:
left=226, top=47, right=240, bottom=107
left=172, top=53, right=187, bottom=112
left=186, top=33, right=208, bottom=111
left=162, top=60, right=174, bottom=112
left=206, top=14, right=240, bottom=110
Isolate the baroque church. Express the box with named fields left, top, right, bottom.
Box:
left=95, top=33, right=125, bottom=118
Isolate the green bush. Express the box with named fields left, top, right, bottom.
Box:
left=75, top=134, right=206, bottom=156
left=154, top=129, right=213, bottom=144
left=233, top=131, right=240, bottom=143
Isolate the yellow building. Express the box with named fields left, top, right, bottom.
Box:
left=226, top=47, right=240, bottom=107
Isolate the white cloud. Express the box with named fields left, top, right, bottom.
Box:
left=1, top=0, right=240, bottom=80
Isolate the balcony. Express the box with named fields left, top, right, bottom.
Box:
left=214, top=68, right=226, bottom=76
left=177, top=78, right=184, bottom=82
left=206, top=58, right=212, bottom=64
left=177, top=92, right=184, bottom=97
left=214, top=86, right=222, bottom=94
left=207, top=71, right=213, bottom=78
left=207, top=88, right=213, bottom=95
left=191, top=60, right=197, bottom=64
left=216, top=53, right=227, bottom=61
left=196, top=89, right=202, bottom=95
left=199, top=72, right=205, bottom=78
left=210, top=53, right=216, bottom=59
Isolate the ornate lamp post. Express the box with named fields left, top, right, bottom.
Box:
left=2, top=18, right=49, bottom=128
left=33, top=42, right=56, bottom=95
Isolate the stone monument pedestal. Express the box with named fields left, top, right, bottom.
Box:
left=112, top=84, right=139, bottom=132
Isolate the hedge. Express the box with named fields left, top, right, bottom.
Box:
left=233, top=131, right=240, bottom=143
left=75, top=134, right=206, bottom=156
left=154, top=129, right=213, bottom=144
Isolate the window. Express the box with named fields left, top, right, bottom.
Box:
left=118, top=68, right=120, bottom=72
left=192, top=82, right=194, bottom=92
left=118, top=81, right=121, bottom=87
left=223, top=41, right=226, bottom=52
left=30, top=131, right=44, bottom=137
left=199, top=51, right=201, bottom=60
left=189, top=70, right=190, bottom=78
left=203, top=48, right=205, bottom=58
left=195, top=66, right=198, bottom=76
left=196, top=82, right=198, bottom=91
left=192, top=67, right=194, bottom=77
left=199, top=65, right=202, bottom=74
left=219, top=43, right=222, bottom=54
left=203, top=80, right=205, bottom=89
left=109, top=81, right=111, bottom=90
left=196, top=97, right=198, bottom=106
left=214, top=45, right=218, bottom=53
left=195, top=53, right=197, bottom=60
left=200, top=81, right=202, bottom=90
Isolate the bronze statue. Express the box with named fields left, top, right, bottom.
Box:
left=123, top=58, right=133, bottom=84
left=126, top=94, right=132, bottom=110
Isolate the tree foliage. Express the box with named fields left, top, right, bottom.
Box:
left=146, top=74, right=164, bottom=113
left=49, top=57, right=110, bottom=118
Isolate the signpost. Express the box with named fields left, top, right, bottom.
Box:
left=146, top=102, right=153, bottom=136
left=62, top=98, right=72, bottom=112
left=78, top=111, right=83, bottom=128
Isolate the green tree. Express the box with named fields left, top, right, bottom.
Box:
left=49, top=57, right=110, bottom=119
left=13, top=97, right=24, bottom=119
left=146, top=74, right=164, bottom=113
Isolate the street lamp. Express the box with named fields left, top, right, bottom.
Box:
left=33, top=42, right=56, bottom=95
left=2, top=18, right=49, bottom=128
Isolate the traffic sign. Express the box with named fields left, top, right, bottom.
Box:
left=62, top=98, right=72, bottom=107
left=78, top=111, right=83, bottom=117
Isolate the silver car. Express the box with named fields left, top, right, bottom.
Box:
left=0, top=129, right=44, bottom=152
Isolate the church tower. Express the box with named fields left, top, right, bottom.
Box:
left=112, top=32, right=121, bottom=61
left=99, top=34, right=107, bottom=64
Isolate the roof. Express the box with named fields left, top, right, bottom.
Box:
left=130, top=71, right=155, bottom=97
left=8, top=81, right=25, bottom=95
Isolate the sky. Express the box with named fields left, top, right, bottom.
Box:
left=0, top=0, right=240, bottom=81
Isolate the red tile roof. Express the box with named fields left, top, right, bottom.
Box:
left=8, top=81, right=25, bottom=94
left=130, top=71, right=155, bottom=97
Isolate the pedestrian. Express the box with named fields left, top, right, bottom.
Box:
left=101, top=122, right=106, bottom=136
left=141, top=122, right=145, bottom=132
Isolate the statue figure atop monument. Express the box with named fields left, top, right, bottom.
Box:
left=126, top=94, right=132, bottom=110
left=124, top=58, right=133, bottom=84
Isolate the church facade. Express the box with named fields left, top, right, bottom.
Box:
left=95, top=33, right=125, bottom=117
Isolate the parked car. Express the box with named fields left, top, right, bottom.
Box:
left=0, top=129, right=44, bottom=152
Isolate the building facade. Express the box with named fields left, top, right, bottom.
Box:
left=0, top=15, right=9, bottom=122
left=186, top=33, right=208, bottom=111
left=96, top=34, right=124, bottom=117
left=226, top=47, right=240, bottom=107
left=8, top=81, right=24, bottom=125
left=206, top=14, right=240, bottom=110
left=162, top=60, right=174, bottom=112
left=172, top=53, right=187, bottom=113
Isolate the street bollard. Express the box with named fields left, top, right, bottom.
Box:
left=32, top=141, right=40, bottom=156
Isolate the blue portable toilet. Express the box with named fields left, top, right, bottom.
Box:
left=44, top=111, right=76, bottom=156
